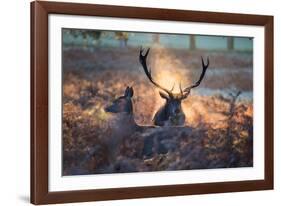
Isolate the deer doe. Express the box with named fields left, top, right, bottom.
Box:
left=104, top=86, right=157, bottom=162
left=139, top=47, right=209, bottom=126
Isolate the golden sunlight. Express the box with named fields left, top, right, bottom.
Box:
left=149, top=47, right=192, bottom=93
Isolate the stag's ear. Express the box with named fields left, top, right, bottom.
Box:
left=124, top=86, right=134, bottom=98
left=159, top=91, right=169, bottom=100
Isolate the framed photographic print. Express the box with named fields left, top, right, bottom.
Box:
left=30, top=0, right=274, bottom=204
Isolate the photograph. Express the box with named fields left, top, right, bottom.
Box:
left=62, top=28, right=254, bottom=176
left=29, top=1, right=274, bottom=204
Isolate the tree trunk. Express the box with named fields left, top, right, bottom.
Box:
left=227, top=37, right=234, bottom=51
left=153, top=34, right=160, bottom=44
left=189, top=35, right=196, bottom=50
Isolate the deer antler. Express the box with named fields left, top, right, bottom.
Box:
left=183, top=56, right=209, bottom=93
left=179, top=82, right=183, bottom=96
left=139, top=47, right=174, bottom=96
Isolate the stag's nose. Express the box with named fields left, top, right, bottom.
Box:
left=175, top=108, right=180, bottom=114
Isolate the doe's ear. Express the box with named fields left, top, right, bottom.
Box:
left=159, top=91, right=169, bottom=100
left=124, top=86, right=134, bottom=98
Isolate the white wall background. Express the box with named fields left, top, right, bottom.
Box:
left=0, top=0, right=279, bottom=205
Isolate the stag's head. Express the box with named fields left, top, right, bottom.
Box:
left=156, top=82, right=190, bottom=117
left=105, top=86, right=134, bottom=114
left=139, top=48, right=209, bottom=126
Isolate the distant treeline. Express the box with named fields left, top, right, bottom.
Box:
left=62, top=28, right=253, bottom=51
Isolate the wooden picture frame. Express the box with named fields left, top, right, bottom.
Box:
left=31, top=0, right=274, bottom=204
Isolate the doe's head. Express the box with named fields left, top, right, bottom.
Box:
left=105, top=86, right=134, bottom=114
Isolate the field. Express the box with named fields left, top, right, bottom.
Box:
left=62, top=46, right=253, bottom=175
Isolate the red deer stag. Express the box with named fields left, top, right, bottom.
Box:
left=139, top=48, right=209, bottom=126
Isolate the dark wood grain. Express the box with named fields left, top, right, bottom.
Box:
left=30, top=1, right=49, bottom=204
left=30, top=1, right=274, bottom=204
left=264, top=16, right=274, bottom=188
